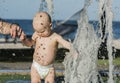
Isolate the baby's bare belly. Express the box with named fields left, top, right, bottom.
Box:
left=33, top=54, right=55, bottom=66
left=33, top=40, right=58, bottom=66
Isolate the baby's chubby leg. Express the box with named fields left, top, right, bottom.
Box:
left=31, top=65, right=42, bottom=83
left=45, top=68, right=55, bottom=83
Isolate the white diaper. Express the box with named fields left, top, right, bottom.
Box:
left=32, top=60, right=53, bottom=79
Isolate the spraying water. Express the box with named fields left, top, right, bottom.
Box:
left=39, top=0, right=54, bottom=19
left=63, top=0, right=114, bottom=83
left=45, top=0, right=54, bottom=18
left=105, top=0, right=114, bottom=83
left=63, top=0, right=100, bottom=83
left=98, top=0, right=114, bottom=82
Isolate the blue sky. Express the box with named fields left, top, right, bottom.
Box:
left=0, top=0, right=120, bottom=21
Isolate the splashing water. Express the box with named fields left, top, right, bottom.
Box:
left=45, top=0, right=54, bottom=18
left=63, top=0, right=114, bottom=83
left=39, top=0, right=46, bottom=12
left=98, top=0, right=114, bottom=82
left=56, top=0, right=92, bottom=27
left=39, top=0, right=54, bottom=18
left=63, top=2, right=100, bottom=83
left=105, top=0, right=114, bottom=83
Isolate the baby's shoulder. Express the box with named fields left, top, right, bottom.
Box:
left=51, top=32, right=61, bottom=38
left=32, top=32, right=39, bottom=40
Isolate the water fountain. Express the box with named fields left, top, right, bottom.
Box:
left=39, top=0, right=54, bottom=19
left=63, top=1, right=100, bottom=83
left=63, top=0, right=114, bottom=83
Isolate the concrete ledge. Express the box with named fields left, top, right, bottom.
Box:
left=0, top=38, right=32, bottom=49
left=0, top=70, right=30, bottom=75
left=112, top=39, right=120, bottom=49
left=0, top=43, right=32, bottom=49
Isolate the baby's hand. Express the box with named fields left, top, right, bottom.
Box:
left=19, top=31, right=26, bottom=41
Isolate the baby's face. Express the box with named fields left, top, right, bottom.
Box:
left=33, top=12, right=52, bottom=37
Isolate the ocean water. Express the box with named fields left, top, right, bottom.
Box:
left=0, top=19, right=120, bottom=40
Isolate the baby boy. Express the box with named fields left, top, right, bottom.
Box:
left=21, top=12, right=71, bottom=83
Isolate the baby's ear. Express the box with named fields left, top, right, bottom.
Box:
left=50, top=23, right=52, bottom=27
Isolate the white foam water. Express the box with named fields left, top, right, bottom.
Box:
left=39, top=0, right=54, bottom=18
left=63, top=8, right=100, bottom=83
left=105, top=0, right=114, bottom=83
left=45, top=0, right=54, bottom=18
left=98, top=0, right=114, bottom=82
left=63, top=0, right=114, bottom=83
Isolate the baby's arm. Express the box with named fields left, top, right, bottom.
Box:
left=56, top=34, right=71, bottom=50
left=21, top=37, right=35, bottom=47
left=21, top=32, right=37, bottom=47
left=56, top=33, right=78, bottom=58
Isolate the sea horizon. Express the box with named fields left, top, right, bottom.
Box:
left=0, top=19, right=120, bottom=40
